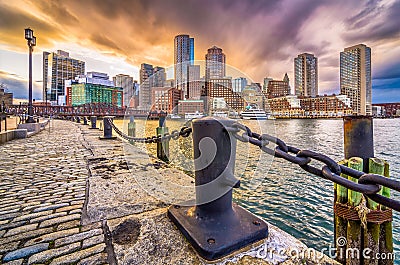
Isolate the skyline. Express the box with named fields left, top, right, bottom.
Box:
left=0, top=0, right=399, bottom=103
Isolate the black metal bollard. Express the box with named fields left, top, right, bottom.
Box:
left=99, top=116, right=117, bottom=140
left=83, top=116, right=88, bottom=125
left=156, top=115, right=169, bottom=162
left=168, top=117, right=268, bottom=261
left=76, top=116, right=80, bottom=123
left=89, top=116, right=98, bottom=129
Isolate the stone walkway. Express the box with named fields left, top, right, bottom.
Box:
left=0, top=120, right=108, bottom=264
left=0, top=119, right=339, bottom=265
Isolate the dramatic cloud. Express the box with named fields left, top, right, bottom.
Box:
left=0, top=0, right=399, bottom=101
left=0, top=71, right=42, bottom=100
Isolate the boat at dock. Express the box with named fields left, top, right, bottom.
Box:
left=185, top=111, right=205, bottom=120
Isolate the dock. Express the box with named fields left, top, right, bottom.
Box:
left=1, top=119, right=341, bottom=264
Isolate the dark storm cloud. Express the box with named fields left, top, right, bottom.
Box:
left=30, top=0, right=79, bottom=26
left=0, top=71, right=41, bottom=100
left=90, top=34, right=123, bottom=53
left=343, top=0, right=400, bottom=43
left=374, top=62, right=400, bottom=80
left=0, top=4, right=64, bottom=48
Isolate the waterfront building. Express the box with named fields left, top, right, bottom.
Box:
left=177, top=99, right=204, bottom=115
left=232, top=77, right=247, bottom=93
left=139, top=63, right=154, bottom=110
left=43, top=50, right=85, bottom=104
left=264, top=74, right=291, bottom=98
left=151, top=86, right=181, bottom=113
left=267, top=94, right=352, bottom=118
left=242, top=87, right=265, bottom=110
left=262, top=77, right=273, bottom=92
left=188, top=65, right=201, bottom=99
left=205, top=46, right=226, bottom=80
left=294, top=53, right=318, bottom=97
left=372, top=102, right=400, bottom=117
left=0, top=84, right=13, bottom=106
left=340, top=44, right=372, bottom=115
left=66, top=72, right=123, bottom=107
left=207, top=77, right=243, bottom=112
left=113, top=74, right=133, bottom=107
left=174, top=34, right=194, bottom=98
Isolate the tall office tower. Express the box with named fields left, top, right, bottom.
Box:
left=205, top=46, right=226, bottom=80
left=43, top=50, right=85, bottom=104
left=139, top=63, right=154, bottom=110
left=188, top=65, right=201, bottom=99
left=174, top=34, right=194, bottom=98
left=232, top=77, right=247, bottom=93
left=113, top=74, right=133, bottom=107
left=153, top=67, right=166, bottom=87
left=340, top=44, right=372, bottom=115
left=294, top=53, right=318, bottom=97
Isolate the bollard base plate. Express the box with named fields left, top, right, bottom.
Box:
left=167, top=203, right=268, bottom=261
left=99, top=136, right=117, bottom=140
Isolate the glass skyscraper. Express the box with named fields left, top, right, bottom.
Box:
left=174, top=34, right=195, bottom=98
left=340, top=44, right=372, bottom=115
left=294, top=53, right=318, bottom=97
left=43, top=50, right=85, bottom=104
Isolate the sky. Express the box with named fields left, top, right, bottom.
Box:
left=0, top=0, right=399, bottom=103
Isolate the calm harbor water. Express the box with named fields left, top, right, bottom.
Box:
left=114, top=117, right=399, bottom=261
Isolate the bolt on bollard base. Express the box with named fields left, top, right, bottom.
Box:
left=168, top=117, right=268, bottom=261
left=99, top=116, right=117, bottom=140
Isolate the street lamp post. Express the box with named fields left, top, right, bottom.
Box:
left=25, top=28, right=36, bottom=123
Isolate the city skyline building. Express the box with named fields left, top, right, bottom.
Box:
left=232, top=77, right=247, bottom=93
left=174, top=34, right=194, bottom=98
left=43, top=50, right=85, bottom=104
left=340, top=44, right=372, bottom=115
left=188, top=65, right=201, bottom=99
left=139, top=63, right=154, bottom=110
left=66, top=71, right=123, bottom=107
left=294, top=53, right=318, bottom=97
left=205, top=46, right=226, bottom=80
left=113, top=74, right=133, bottom=107
left=264, top=73, right=291, bottom=98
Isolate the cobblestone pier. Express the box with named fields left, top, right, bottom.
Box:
left=0, top=119, right=339, bottom=264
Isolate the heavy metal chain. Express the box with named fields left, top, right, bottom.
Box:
left=227, top=122, right=400, bottom=212
left=108, top=118, right=192, bottom=144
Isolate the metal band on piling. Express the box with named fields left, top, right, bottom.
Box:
left=167, top=117, right=268, bottom=261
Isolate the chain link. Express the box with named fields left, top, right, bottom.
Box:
left=107, top=118, right=192, bottom=143
left=227, top=122, right=400, bottom=212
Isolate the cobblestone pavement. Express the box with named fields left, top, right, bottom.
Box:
left=0, top=119, right=339, bottom=265
left=0, top=120, right=108, bottom=264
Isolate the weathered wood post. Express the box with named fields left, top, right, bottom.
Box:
left=156, top=112, right=169, bottom=162
left=340, top=116, right=393, bottom=265
left=379, top=161, right=394, bottom=265
left=128, top=116, right=136, bottom=145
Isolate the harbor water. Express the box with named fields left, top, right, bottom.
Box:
left=113, top=117, right=399, bottom=262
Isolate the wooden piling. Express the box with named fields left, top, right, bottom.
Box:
left=335, top=159, right=348, bottom=264
left=364, top=158, right=385, bottom=265
left=347, top=157, right=363, bottom=265
left=156, top=116, right=169, bottom=162
left=378, top=161, right=394, bottom=265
